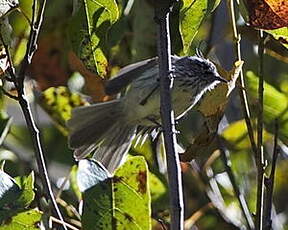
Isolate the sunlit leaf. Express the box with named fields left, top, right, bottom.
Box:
left=246, top=0, right=288, bottom=29
left=70, top=165, right=81, bottom=200
left=222, top=119, right=272, bottom=150
left=131, top=138, right=155, bottom=168
left=265, top=27, right=288, bottom=49
left=265, top=0, right=288, bottom=23
left=68, top=0, right=119, bottom=77
left=9, top=0, right=32, bottom=65
left=0, top=209, right=42, bottom=230
left=179, top=0, right=208, bottom=54
left=179, top=0, right=221, bottom=54
left=81, top=156, right=151, bottom=230
left=14, top=171, right=35, bottom=208
left=39, top=86, right=89, bottom=135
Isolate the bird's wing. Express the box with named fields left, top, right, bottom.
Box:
left=105, top=57, right=158, bottom=95
left=105, top=55, right=181, bottom=95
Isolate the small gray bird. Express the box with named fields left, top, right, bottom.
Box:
left=67, top=55, right=227, bottom=173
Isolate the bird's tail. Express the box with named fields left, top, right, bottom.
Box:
left=67, top=99, right=136, bottom=173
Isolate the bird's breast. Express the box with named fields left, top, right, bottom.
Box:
left=123, top=83, right=196, bottom=126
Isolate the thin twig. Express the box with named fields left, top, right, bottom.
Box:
left=227, top=0, right=257, bottom=155
left=218, top=137, right=255, bottom=229
left=263, top=121, right=279, bottom=230
left=156, top=218, right=168, bottom=230
left=189, top=162, right=243, bottom=229
left=1, top=0, right=68, bottom=229
left=50, top=216, right=80, bottom=230
left=255, top=30, right=266, bottom=230
left=0, top=88, right=19, bottom=100
left=0, top=117, right=13, bottom=146
left=184, top=203, right=213, bottom=229
left=154, top=1, right=184, bottom=229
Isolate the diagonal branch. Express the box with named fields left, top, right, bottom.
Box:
left=1, top=0, right=67, bottom=229
left=218, top=137, right=254, bottom=229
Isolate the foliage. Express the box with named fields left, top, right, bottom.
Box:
left=79, top=157, right=151, bottom=230
left=0, top=0, right=287, bottom=229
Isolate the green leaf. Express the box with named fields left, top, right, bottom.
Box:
left=14, top=171, right=35, bottom=208
left=149, top=171, right=168, bottom=211
left=131, top=138, right=155, bottom=168
left=0, top=209, right=42, bottom=230
left=222, top=119, right=271, bottom=150
left=179, top=0, right=220, bottom=54
left=246, top=71, right=288, bottom=143
left=68, top=0, right=119, bottom=77
left=70, top=165, right=82, bottom=200
left=39, top=86, right=89, bottom=135
left=81, top=156, right=151, bottom=230
left=265, top=27, right=288, bottom=49
left=0, top=171, right=36, bottom=224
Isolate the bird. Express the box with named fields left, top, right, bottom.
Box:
left=67, top=55, right=227, bottom=173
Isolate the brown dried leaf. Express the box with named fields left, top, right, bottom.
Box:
left=28, top=32, right=71, bottom=90
left=181, top=61, right=243, bottom=163
left=197, top=61, right=243, bottom=117
left=265, top=0, right=288, bottom=23
left=247, top=0, right=288, bottom=29
left=68, top=51, right=111, bottom=102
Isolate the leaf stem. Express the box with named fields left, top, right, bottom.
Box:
left=154, top=1, right=184, bottom=229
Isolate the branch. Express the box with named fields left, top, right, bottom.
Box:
left=154, top=1, right=184, bottom=229
left=1, top=0, right=67, bottom=229
left=218, top=137, right=254, bottom=230
left=263, top=120, right=279, bottom=230
left=255, top=30, right=266, bottom=230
